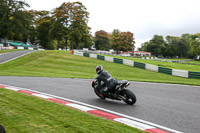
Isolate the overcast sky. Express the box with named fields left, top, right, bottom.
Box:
left=25, top=0, right=200, bottom=49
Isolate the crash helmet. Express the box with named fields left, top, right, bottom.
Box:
left=96, top=65, right=103, bottom=74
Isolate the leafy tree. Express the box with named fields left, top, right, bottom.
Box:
left=139, top=42, right=148, bottom=51
left=94, top=30, right=110, bottom=50
left=35, top=11, right=57, bottom=49
left=110, top=29, right=121, bottom=52
left=54, top=2, right=92, bottom=49
left=189, top=33, right=200, bottom=58
left=11, top=10, right=32, bottom=42
left=165, top=35, right=189, bottom=58
left=140, top=34, right=200, bottom=58
left=120, top=32, right=135, bottom=51
left=165, top=36, right=178, bottom=58
left=0, top=0, right=30, bottom=42
left=110, top=29, right=135, bottom=52
left=140, top=35, right=165, bottom=57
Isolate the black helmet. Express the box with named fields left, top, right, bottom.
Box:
left=96, top=65, right=103, bottom=74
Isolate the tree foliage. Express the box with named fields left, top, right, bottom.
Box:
left=139, top=33, right=200, bottom=59
left=0, top=1, right=93, bottom=50
left=53, top=2, right=92, bottom=50
left=0, top=0, right=30, bottom=41
left=94, top=30, right=110, bottom=50
left=110, top=29, right=135, bottom=52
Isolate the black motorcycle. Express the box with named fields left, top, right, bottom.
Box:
left=91, top=78, right=136, bottom=105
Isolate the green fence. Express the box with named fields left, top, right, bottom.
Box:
left=134, top=62, right=145, bottom=69
left=114, top=58, right=123, bottom=64
left=189, top=71, right=200, bottom=79
left=158, top=67, right=172, bottom=75
left=97, top=55, right=105, bottom=60
left=83, top=53, right=89, bottom=57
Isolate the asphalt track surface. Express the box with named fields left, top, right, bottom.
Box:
left=0, top=76, right=200, bottom=133
left=0, top=50, right=35, bottom=64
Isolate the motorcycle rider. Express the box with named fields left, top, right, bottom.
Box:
left=95, top=65, right=124, bottom=98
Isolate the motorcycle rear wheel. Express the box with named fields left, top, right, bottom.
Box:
left=121, top=89, right=136, bottom=105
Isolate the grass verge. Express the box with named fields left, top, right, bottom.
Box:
left=0, top=49, right=25, bottom=54
left=0, top=88, right=144, bottom=133
left=0, top=50, right=200, bottom=85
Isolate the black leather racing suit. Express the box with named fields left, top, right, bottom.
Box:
left=96, top=70, right=117, bottom=96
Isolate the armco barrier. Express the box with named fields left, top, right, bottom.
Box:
left=83, top=53, right=89, bottom=57
left=172, top=69, right=188, bottom=78
left=123, top=59, right=134, bottom=66
left=74, top=51, right=200, bottom=79
left=90, top=54, right=97, bottom=59
left=97, top=55, right=104, bottom=60
left=189, top=71, right=200, bottom=79
left=114, top=58, right=123, bottom=64
left=105, top=56, right=114, bottom=62
left=134, top=62, right=145, bottom=69
left=145, top=64, right=158, bottom=72
left=158, top=67, right=172, bottom=75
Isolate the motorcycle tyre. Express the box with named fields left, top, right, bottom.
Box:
left=94, top=90, right=105, bottom=99
left=121, top=89, right=136, bottom=105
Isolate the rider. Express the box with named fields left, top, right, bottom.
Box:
left=95, top=65, right=118, bottom=98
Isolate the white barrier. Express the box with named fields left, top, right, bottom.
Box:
left=17, top=46, right=24, bottom=49
left=28, top=47, right=34, bottom=50
left=172, top=69, right=188, bottom=78
left=89, top=54, right=97, bottom=59
left=123, top=59, right=134, bottom=66
left=74, top=51, right=83, bottom=56
left=145, top=64, right=159, bottom=72
left=104, top=56, right=114, bottom=62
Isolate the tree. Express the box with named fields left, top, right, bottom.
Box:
left=189, top=33, right=200, bottom=58
left=0, top=0, right=30, bottom=42
left=110, top=29, right=135, bottom=52
left=120, top=32, right=135, bottom=51
left=139, top=42, right=148, bottom=51
left=34, top=10, right=58, bottom=49
left=94, top=30, right=110, bottom=50
left=149, top=35, right=166, bottom=57
left=165, top=36, right=178, bottom=58
left=165, top=35, right=189, bottom=58
left=110, top=29, right=121, bottom=52
left=11, top=10, right=32, bottom=42
left=139, top=35, right=165, bottom=57
left=54, top=2, right=92, bottom=49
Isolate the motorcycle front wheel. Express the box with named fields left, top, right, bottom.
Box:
left=94, top=89, right=105, bottom=99
left=121, top=89, right=136, bottom=105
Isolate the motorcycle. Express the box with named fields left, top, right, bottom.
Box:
left=91, top=78, right=136, bottom=105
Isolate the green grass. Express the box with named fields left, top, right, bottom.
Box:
left=102, top=55, right=200, bottom=72
left=0, top=49, right=25, bottom=54
left=185, top=61, right=200, bottom=65
left=0, top=88, right=144, bottom=133
left=0, top=50, right=200, bottom=85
